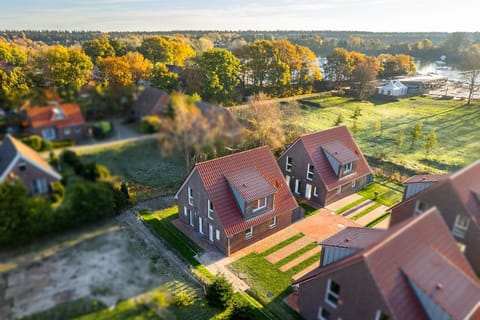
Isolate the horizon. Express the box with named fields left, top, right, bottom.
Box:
left=1, top=0, right=479, bottom=33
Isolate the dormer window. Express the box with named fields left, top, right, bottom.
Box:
left=286, top=156, right=293, bottom=172
left=343, top=162, right=353, bottom=174
left=188, top=187, right=194, bottom=205
left=307, top=164, right=314, bottom=181
left=52, top=107, right=65, bottom=120
left=208, top=200, right=214, bottom=219
left=253, top=197, right=267, bottom=212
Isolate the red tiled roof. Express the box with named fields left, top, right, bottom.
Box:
left=195, top=146, right=298, bottom=236
left=293, top=208, right=480, bottom=319
left=298, top=126, right=373, bottom=190
left=27, top=104, right=85, bottom=129
left=225, top=167, right=277, bottom=202
left=322, top=141, right=359, bottom=164
left=320, top=227, right=387, bottom=249
left=403, top=174, right=450, bottom=184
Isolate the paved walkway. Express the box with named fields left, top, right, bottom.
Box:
left=374, top=215, right=391, bottom=229
left=341, top=200, right=376, bottom=217
left=356, top=205, right=389, bottom=226
left=279, top=247, right=321, bottom=272
left=265, top=237, right=313, bottom=264
left=325, top=194, right=362, bottom=212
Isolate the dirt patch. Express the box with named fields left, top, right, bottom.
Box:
left=0, top=217, right=184, bottom=319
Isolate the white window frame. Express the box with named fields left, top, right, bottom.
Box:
left=351, top=179, right=356, bottom=188
left=295, top=179, right=301, bottom=195
left=414, top=200, right=427, bottom=216
left=325, top=278, right=340, bottom=308
left=199, top=217, right=204, bottom=235
left=452, top=214, right=470, bottom=239
left=216, top=229, right=220, bottom=240
left=343, top=162, right=353, bottom=174
left=184, top=206, right=188, bottom=216
left=64, top=128, right=71, bottom=136
left=285, top=174, right=291, bottom=186
left=336, top=184, right=342, bottom=194
left=285, top=156, right=293, bottom=172
left=317, top=306, right=331, bottom=320
left=208, top=200, right=214, bottom=220
left=188, top=187, right=193, bottom=205
left=42, top=127, right=56, bottom=140
left=31, top=178, right=48, bottom=195
left=313, top=187, right=318, bottom=197
left=375, top=310, right=389, bottom=320
left=189, top=210, right=195, bottom=227
left=209, top=224, right=214, bottom=242
left=305, top=183, right=312, bottom=200
left=307, top=163, right=314, bottom=181
left=245, top=227, right=253, bottom=239
left=269, top=216, right=277, bottom=228
left=253, top=197, right=267, bottom=212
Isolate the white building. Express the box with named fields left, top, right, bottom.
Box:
left=377, top=80, right=408, bottom=96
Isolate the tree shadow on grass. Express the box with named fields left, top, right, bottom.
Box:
left=419, top=158, right=463, bottom=172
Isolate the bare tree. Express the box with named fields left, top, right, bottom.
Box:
left=460, top=44, right=480, bottom=104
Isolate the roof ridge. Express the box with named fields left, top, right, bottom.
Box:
left=450, top=159, right=480, bottom=180
left=195, top=145, right=270, bottom=167
left=299, top=125, right=347, bottom=140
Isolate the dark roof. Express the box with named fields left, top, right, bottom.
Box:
left=320, top=227, right=387, bottom=249
left=27, top=104, right=85, bottom=129
left=225, top=167, right=277, bottom=202
left=131, top=87, right=169, bottom=117
left=189, top=146, right=298, bottom=236
left=404, top=174, right=450, bottom=184
left=287, top=126, right=372, bottom=190
left=195, top=101, right=242, bottom=137
left=0, top=135, right=61, bottom=181
left=293, top=208, right=480, bottom=319
left=322, top=141, right=359, bottom=164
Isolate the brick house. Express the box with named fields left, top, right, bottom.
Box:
left=0, top=135, right=61, bottom=195
left=26, top=103, right=86, bottom=141
left=278, top=126, right=373, bottom=207
left=130, top=87, right=169, bottom=121
left=390, top=160, right=480, bottom=274
left=291, top=208, right=480, bottom=320
left=174, top=146, right=300, bottom=256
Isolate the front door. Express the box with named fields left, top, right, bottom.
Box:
left=209, top=224, right=214, bottom=242
left=305, top=183, right=312, bottom=200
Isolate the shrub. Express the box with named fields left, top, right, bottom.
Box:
left=140, top=115, right=162, bottom=133
left=206, top=274, right=234, bottom=309
left=51, top=181, right=65, bottom=203
left=174, top=291, right=195, bottom=307
left=21, top=135, right=43, bottom=151
left=227, top=295, right=257, bottom=320
left=91, top=121, right=113, bottom=139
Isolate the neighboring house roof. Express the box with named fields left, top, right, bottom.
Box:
left=322, top=141, right=359, bottom=165
left=176, top=146, right=298, bottom=236
left=195, top=101, right=242, bottom=138
left=284, top=126, right=373, bottom=190
left=390, top=160, right=480, bottom=227
left=378, top=80, right=408, bottom=90
left=27, top=103, right=85, bottom=129
left=293, top=208, right=480, bottom=319
left=403, top=174, right=450, bottom=184
left=0, top=135, right=61, bottom=182
left=131, top=87, right=169, bottom=117
left=319, top=227, right=387, bottom=250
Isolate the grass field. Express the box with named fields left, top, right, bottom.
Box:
left=294, top=94, right=480, bottom=174
left=79, top=139, right=187, bottom=200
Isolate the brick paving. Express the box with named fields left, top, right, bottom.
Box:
left=374, top=215, right=391, bottom=229
left=341, top=200, right=376, bottom=217
left=292, top=261, right=320, bottom=280
left=265, top=237, right=314, bottom=264
left=279, top=246, right=322, bottom=272
left=356, top=205, right=389, bottom=226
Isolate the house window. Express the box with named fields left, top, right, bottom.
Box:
left=295, top=179, right=301, bottom=195
left=375, top=310, right=390, bottom=320
left=188, top=187, right=194, bottom=205
left=245, top=227, right=253, bottom=239
left=286, top=156, right=293, bottom=172
left=64, top=128, right=71, bottom=136
left=216, top=229, right=220, bottom=240
left=253, top=197, right=267, bottom=212
left=313, top=187, right=318, bottom=197
left=414, top=200, right=427, bottom=216
left=285, top=175, right=291, bottom=186
left=343, top=162, right=353, bottom=174
left=31, top=178, right=48, bottom=195
left=184, top=206, right=188, bottom=216
left=75, top=127, right=82, bottom=134
left=208, top=200, right=214, bottom=220
left=452, top=215, right=470, bottom=239
left=317, top=307, right=331, bottom=320
left=18, top=162, right=27, bottom=172
left=307, top=163, right=314, bottom=181
left=325, top=279, right=340, bottom=308
left=42, top=127, right=56, bottom=140
left=336, top=184, right=342, bottom=194
left=189, top=210, right=195, bottom=227
left=199, top=217, right=204, bottom=235
left=269, top=216, right=277, bottom=228
left=352, top=179, right=356, bottom=188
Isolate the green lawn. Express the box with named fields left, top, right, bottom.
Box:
left=228, top=234, right=321, bottom=320
left=294, top=94, right=480, bottom=174
left=79, top=139, right=187, bottom=201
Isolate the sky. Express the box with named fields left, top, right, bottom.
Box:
left=0, top=0, right=479, bottom=32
